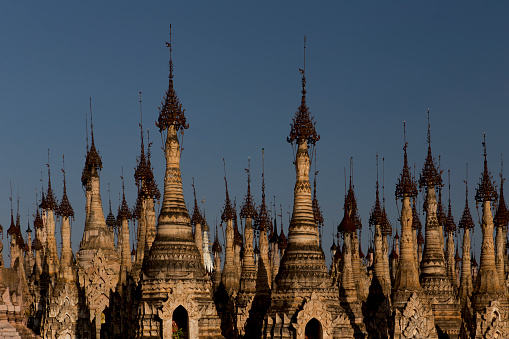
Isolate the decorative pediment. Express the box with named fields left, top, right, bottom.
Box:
left=399, top=292, right=436, bottom=339
left=292, top=292, right=334, bottom=339
left=476, top=300, right=509, bottom=338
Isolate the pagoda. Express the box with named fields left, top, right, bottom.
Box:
left=262, top=38, right=353, bottom=338
left=138, top=27, right=222, bottom=338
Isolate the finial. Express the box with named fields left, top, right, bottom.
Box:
left=382, top=157, right=385, bottom=206
left=166, top=24, right=173, bottom=79
left=262, top=148, right=265, bottom=199
left=448, top=169, right=451, bottom=200
left=427, top=108, right=431, bottom=147
left=85, top=113, right=89, bottom=152
left=403, top=121, right=407, bottom=150
left=90, top=97, right=94, bottom=143
left=108, top=183, right=112, bottom=210
left=303, top=35, right=306, bottom=75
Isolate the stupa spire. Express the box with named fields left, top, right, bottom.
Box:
left=472, top=135, right=505, bottom=312
left=458, top=164, right=474, bottom=305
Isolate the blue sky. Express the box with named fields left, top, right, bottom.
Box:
left=1, top=2, right=508, bottom=266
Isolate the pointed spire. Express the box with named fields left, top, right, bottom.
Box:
left=240, top=157, right=257, bottom=219
left=156, top=24, right=189, bottom=132
left=369, top=154, right=382, bottom=227
left=495, top=155, right=509, bottom=227
left=287, top=36, right=319, bottom=146
left=256, top=149, right=271, bottom=232
left=117, top=172, right=131, bottom=221
left=221, top=159, right=235, bottom=223
left=411, top=198, right=422, bottom=230
left=106, top=183, right=116, bottom=230
left=380, top=157, right=392, bottom=235
left=312, top=154, right=324, bottom=227
left=396, top=122, right=418, bottom=199
left=445, top=170, right=457, bottom=232
left=345, top=157, right=362, bottom=229
left=233, top=200, right=243, bottom=247
left=212, top=224, right=222, bottom=254
left=475, top=133, right=498, bottom=202
left=44, top=150, right=57, bottom=211
left=190, top=178, right=203, bottom=226
left=419, top=109, right=442, bottom=188
left=57, top=155, right=74, bottom=218
left=81, top=98, right=103, bottom=186
left=459, top=165, right=475, bottom=230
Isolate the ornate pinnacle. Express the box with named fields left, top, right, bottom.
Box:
left=191, top=178, right=203, bottom=226
left=459, top=169, right=475, bottom=229
left=495, top=156, right=509, bottom=227
left=411, top=198, right=422, bottom=230
left=312, top=171, right=324, bottom=227
left=369, top=154, right=382, bottom=227
left=240, top=158, right=257, bottom=219
left=117, top=175, right=132, bottom=221
left=221, top=160, right=235, bottom=223
left=419, top=110, right=442, bottom=188
left=256, top=150, right=271, bottom=232
left=345, top=158, right=362, bottom=229
left=57, top=155, right=74, bottom=218
left=212, top=225, right=222, bottom=254
left=233, top=200, right=243, bottom=247
left=287, top=37, right=319, bottom=146
left=156, top=25, right=189, bottom=132
left=338, top=200, right=356, bottom=234
left=396, top=122, right=418, bottom=199
left=43, top=151, right=57, bottom=211
left=475, top=134, right=498, bottom=203
left=445, top=170, right=456, bottom=233
left=81, top=98, right=103, bottom=186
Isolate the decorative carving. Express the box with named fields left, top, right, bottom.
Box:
left=293, top=293, right=333, bottom=339
left=399, top=293, right=436, bottom=339
left=476, top=301, right=509, bottom=338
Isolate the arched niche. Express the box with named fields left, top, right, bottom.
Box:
left=172, top=305, right=189, bottom=339
left=305, top=318, right=322, bottom=339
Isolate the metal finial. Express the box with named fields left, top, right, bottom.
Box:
left=303, top=35, right=306, bottom=74
left=85, top=113, right=89, bottom=151
left=483, top=132, right=487, bottom=159
left=166, top=24, right=173, bottom=78
left=90, top=97, right=94, bottom=143
left=427, top=108, right=431, bottom=147
left=403, top=121, right=407, bottom=151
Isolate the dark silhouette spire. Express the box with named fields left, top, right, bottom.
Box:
left=81, top=98, right=103, bottom=186
left=445, top=170, right=457, bottom=233
left=106, top=184, right=116, bottom=230
left=396, top=122, right=418, bottom=199
left=117, top=173, right=131, bottom=221
left=495, top=155, right=509, bottom=227
left=475, top=134, right=498, bottom=203
left=190, top=178, right=203, bottom=226
left=459, top=165, right=475, bottom=230
left=240, top=157, right=257, bottom=219
left=57, top=155, right=74, bottom=218
left=221, top=159, right=235, bottom=224
left=256, top=149, right=271, bottom=232
left=369, top=154, right=382, bottom=227
left=419, top=109, right=442, bottom=188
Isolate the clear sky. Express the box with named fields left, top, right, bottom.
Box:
left=1, top=1, right=508, bottom=266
